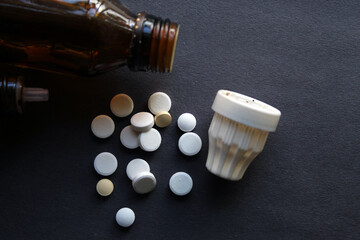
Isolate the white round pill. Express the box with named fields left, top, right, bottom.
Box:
left=94, top=152, right=118, bottom=176
left=178, top=132, right=202, bottom=156
left=120, top=125, right=139, bottom=149
left=91, top=115, right=115, bottom=138
left=169, top=172, right=193, bottom=196
left=116, top=207, right=135, bottom=227
left=177, top=113, right=197, bottom=132
left=110, top=94, right=134, bottom=117
left=126, top=158, right=150, bottom=180
left=132, top=172, right=157, bottom=194
left=148, top=92, right=172, bottom=115
left=139, top=128, right=162, bottom=152
left=130, top=112, right=154, bottom=132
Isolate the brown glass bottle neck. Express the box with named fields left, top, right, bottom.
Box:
left=128, top=12, right=179, bottom=73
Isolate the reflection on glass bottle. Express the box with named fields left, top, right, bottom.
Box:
left=0, top=0, right=180, bottom=75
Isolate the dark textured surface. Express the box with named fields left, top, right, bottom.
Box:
left=0, top=1, right=359, bottom=239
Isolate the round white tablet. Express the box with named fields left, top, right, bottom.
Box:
left=169, top=172, right=193, bottom=196
left=132, top=172, right=157, bottom=194
left=148, top=92, right=172, bottom=115
left=116, top=207, right=135, bottom=227
left=94, top=152, right=118, bottom=176
left=178, top=132, right=202, bottom=156
left=130, top=112, right=154, bottom=132
left=91, top=115, right=115, bottom=138
left=96, top=179, right=114, bottom=197
left=139, top=128, right=162, bottom=152
left=120, top=125, right=139, bottom=149
left=110, top=94, right=134, bottom=117
left=126, top=158, right=150, bottom=180
left=177, top=113, right=197, bottom=132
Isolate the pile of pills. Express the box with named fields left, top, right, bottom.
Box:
left=126, top=159, right=156, bottom=194
left=119, top=92, right=173, bottom=151
left=90, top=92, right=199, bottom=228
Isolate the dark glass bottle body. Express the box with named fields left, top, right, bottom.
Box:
left=0, top=0, right=179, bottom=75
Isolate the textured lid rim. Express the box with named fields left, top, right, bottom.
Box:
left=211, top=90, right=281, bottom=132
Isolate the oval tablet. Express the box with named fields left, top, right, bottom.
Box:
left=110, top=94, right=134, bottom=117
left=169, top=172, right=193, bottom=196
left=130, top=112, right=154, bottom=132
left=91, top=115, right=115, bottom=138
left=116, top=207, right=135, bottom=227
left=148, top=92, right=172, bottom=115
left=178, top=132, right=202, bottom=156
left=94, top=152, right=118, bottom=176
left=96, top=179, right=114, bottom=197
left=177, top=113, right=196, bottom=132
left=155, top=111, right=172, bottom=128
left=132, top=172, right=157, bottom=194
left=126, top=158, right=150, bottom=180
left=139, top=128, right=162, bottom=152
left=120, top=125, right=139, bottom=149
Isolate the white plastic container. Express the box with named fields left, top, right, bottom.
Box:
left=206, top=90, right=281, bottom=181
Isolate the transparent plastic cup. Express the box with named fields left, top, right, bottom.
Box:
left=206, top=90, right=281, bottom=181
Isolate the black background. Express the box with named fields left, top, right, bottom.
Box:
left=0, top=1, right=359, bottom=239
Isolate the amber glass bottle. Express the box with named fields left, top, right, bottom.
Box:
left=0, top=0, right=179, bottom=75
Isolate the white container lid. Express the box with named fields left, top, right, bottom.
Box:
left=211, top=90, right=281, bottom=132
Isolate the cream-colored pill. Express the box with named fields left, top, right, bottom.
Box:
left=91, top=115, right=115, bottom=139
left=148, top=92, right=172, bottom=115
left=96, top=179, right=114, bottom=196
left=130, top=112, right=154, bottom=132
left=110, top=94, right=134, bottom=117
left=154, top=111, right=172, bottom=128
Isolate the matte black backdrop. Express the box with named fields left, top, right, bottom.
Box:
left=0, top=1, right=359, bottom=239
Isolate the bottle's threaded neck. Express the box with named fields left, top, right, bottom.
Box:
left=0, top=75, right=49, bottom=114
left=128, top=12, right=179, bottom=73
left=0, top=75, right=22, bottom=114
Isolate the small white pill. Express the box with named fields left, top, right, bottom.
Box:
left=91, top=115, right=115, bottom=138
left=130, top=112, right=154, bottom=132
left=94, top=152, right=118, bottom=176
left=169, top=172, right=193, bottom=196
left=96, top=179, right=114, bottom=197
left=132, top=172, right=157, bottom=194
left=126, top=158, right=150, bottom=180
left=148, top=92, right=172, bottom=115
left=178, top=132, right=202, bottom=156
left=139, top=128, right=162, bottom=152
left=120, top=125, right=139, bottom=149
left=177, top=113, right=197, bottom=132
left=116, top=207, right=135, bottom=227
left=110, top=94, right=134, bottom=117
